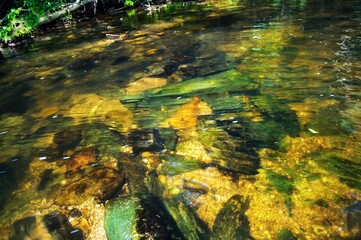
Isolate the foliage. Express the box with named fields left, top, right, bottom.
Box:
left=0, top=0, right=67, bottom=42
left=124, top=0, right=137, bottom=7
left=0, top=7, right=28, bottom=42
left=0, top=0, right=141, bottom=43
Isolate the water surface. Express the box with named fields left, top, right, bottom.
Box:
left=1, top=0, right=361, bottom=239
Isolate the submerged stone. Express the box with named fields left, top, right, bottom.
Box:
left=125, top=77, right=168, bottom=95
left=9, top=212, right=84, bottom=240
left=43, top=211, right=84, bottom=240
left=53, top=128, right=83, bottom=150
left=162, top=198, right=211, bottom=240
left=67, top=57, right=98, bottom=71
left=55, top=167, right=125, bottom=206
left=66, top=147, right=98, bottom=172
left=121, top=69, right=250, bottom=103
left=212, top=195, right=253, bottom=240
left=105, top=194, right=184, bottom=240
left=158, top=154, right=202, bottom=176
left=128, top=128, right=164, bottom=155
left=37, top=169, right=56, bottom=190
left=158, top=127, right=178, bottom=151
left=346, top=201, right=361, bottom=238
left=166, top=97, right=212, bottom=129
left=38, top=146, right=63, bottom=162
left=10, top=216, right=52, bottom=240
left=67, top=95, right=133, bottom=131
left=197, top=127, right=260, bottom=176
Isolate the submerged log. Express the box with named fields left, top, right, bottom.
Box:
left=38, top=0, right=96, bottom=26
left=120, top=69, right=252, bottom=128
left=121, top=69, right=251, bottom=105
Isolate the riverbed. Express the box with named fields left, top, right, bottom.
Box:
left=1, top=0, right=361, bottom=239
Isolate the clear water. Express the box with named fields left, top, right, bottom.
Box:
left=1, top=0, right=361, bottom=239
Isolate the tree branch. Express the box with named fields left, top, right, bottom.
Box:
left=38, top=0, right=96, bottom=25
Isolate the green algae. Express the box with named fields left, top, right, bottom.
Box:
left=266, top=170, right=294, bottom=212
left=313, top=152, right=361, bottom=190
left=212, top=195, right=254, bottom=240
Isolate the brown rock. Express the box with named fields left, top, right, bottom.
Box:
left=126, top=77, right=167, bottom=95
left=54, top=128, right=83, bottom=150
left=55, top=168, right=125, bottom=206
left=167, top=97, right=212, bottom=129
left=66, top=147, right=98, bottom=172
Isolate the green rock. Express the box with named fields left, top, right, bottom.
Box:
left=159, top=154, right=202, bottom=176
left=120, top=70, right=253, bottom=129
left=162, top=198, right=211, bottom=240
left=105, top=196, right=137, bottom=240
left=105, top=194, right=184, bottom=240
left=145, top=170, right=210, bottom=240
left=158, top=128, right=179, bottom=151
left=216, top=115, right=289, bottom=150
left=122, top=69, right=250, bottom=102
left=197, top=127, right=260, bottom=175
left=212, top=194, right=254, bottom=240
left=201, top=93, right=248, bottom=112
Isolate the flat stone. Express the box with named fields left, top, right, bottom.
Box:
left=54, top=168, right=125, bottom=206
left=66, top=147, right=98, bottom=172
left=53, top=128, right=83, bottom=150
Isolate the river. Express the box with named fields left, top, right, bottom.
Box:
left=1, top=0, right=361, bottom=239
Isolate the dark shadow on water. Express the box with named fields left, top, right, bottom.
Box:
left=0, top=156, right=29, bottom=210
left=111, top=56, right=130, bottom=65
left=0, top=82, right=33, bottom=115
